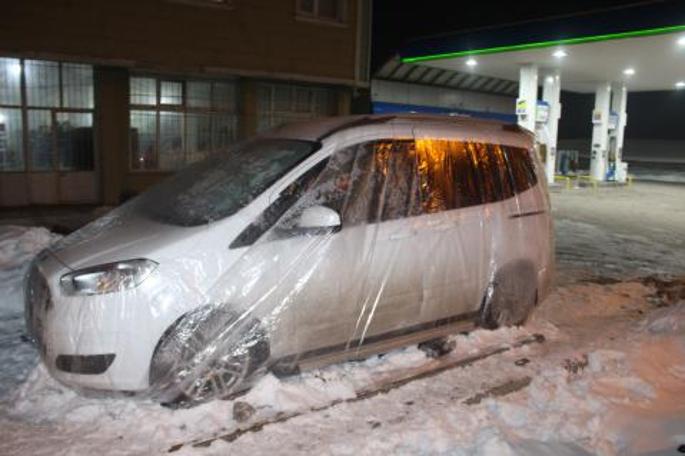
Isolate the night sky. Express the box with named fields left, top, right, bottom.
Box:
left=371, top=0, right=654, bottom=70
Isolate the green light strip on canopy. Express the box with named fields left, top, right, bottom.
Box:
left=401, top=24, right=685, bottom=63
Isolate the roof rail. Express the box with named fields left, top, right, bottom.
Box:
left=317, top=115, right=396, bottom=142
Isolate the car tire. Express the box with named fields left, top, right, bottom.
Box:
left=150, top=305, right=270, bottom=407
left=478, top=262, right=538, bottom=330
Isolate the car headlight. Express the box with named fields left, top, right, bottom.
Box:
left=60, top=259, right=158, bottom=296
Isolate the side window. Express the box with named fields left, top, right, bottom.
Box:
left=470, top=142, right=515, bottom=203
left=504, top=146, right=538, bottom=194
left=488, top=144, right=516, bottom=200
left=315, top=139, right=420, bottom=226
left=451, top=142, right=483, bottom=208
left=469, top=142, right=498, bottom=204
left=229, top=159, right=329, bottom=248
left=415, top=139, right=482, bottom=212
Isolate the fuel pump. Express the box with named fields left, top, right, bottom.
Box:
left=610, top=83, right=629, bottom=183
left=606, top=111, right=619, bottom=181
left=534, top=100, right=551, bottom=165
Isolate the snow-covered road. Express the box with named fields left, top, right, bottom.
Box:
left=1, top=183, right=684, bottom=456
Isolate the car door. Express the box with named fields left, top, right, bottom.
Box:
left=410, top=128, right=493, bottom=323
left=221, top=130, right=423, bottom=363
left=336, top=136, right=425, bottom=346
left=286, top=133, right=426, bottom=356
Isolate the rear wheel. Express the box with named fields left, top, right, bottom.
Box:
left=479, top=263, right=538, bottom=329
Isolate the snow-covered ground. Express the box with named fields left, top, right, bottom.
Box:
left=1, top=183, right=684, bottom=456
left=627, top=162, right=685, bottom=185
left=0, top=227, right=61, bottom=398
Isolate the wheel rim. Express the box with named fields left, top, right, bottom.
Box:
left=180, top=323, right=251, bottom=402
left=183, top=352, right=250, bottom=401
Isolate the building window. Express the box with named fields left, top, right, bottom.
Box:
left=296, top=0, right=347, bottom=24
left=256, top=82, right=337, bottom=132
left=0, top=58, right=94, bottom=172
left=129, top=76, right=237, bottom=171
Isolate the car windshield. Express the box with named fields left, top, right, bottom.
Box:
left=133, top=138, right=319, bottom=226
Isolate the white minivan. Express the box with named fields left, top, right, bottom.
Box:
left=26, top=114, right=554, bottom=404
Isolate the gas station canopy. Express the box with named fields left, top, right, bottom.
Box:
left=400, top=2, right=685, bottom=93
left=395, top=2, right=685, bottom=184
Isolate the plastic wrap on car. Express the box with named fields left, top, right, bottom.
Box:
left=25, top=118, right=555, bottom=405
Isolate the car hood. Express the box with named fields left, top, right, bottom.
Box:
left=49, top=209, right=206, bottom=271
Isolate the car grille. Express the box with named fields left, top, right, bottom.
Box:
left=25, top=259, right=51, bottom=357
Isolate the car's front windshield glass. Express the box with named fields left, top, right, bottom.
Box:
left=134, top=138, right=319, bottom=226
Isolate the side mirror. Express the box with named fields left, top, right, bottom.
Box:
left=297, top=205, right=341, bottom=231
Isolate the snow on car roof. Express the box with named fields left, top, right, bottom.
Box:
left=259, top=114, right=529, bottom=143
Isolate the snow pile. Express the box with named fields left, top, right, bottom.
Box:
left=484, top=303, right=685, bottom=455
left=0, top=226, right=60, bottom=399
left=2, top=322, right=534, bottom=449
left=0, top=225, right=60, bottom=313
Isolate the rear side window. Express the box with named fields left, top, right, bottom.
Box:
left=504, top=146, right=538, bottom=193
left=467, top=142, right=515, bottom=203
left=488, top=144, right=516, bottom=200
left=414, top=139, right=482, bottom=212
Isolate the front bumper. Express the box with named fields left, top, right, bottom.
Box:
left=24, top=254, right=200, bottom=393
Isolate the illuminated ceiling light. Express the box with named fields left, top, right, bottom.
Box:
left=552, top=49, right=567, bottom=58
left=465, top=57, right=478, bottom=67
left=545, top=76, right=555, bottom=84
left=623, top=68, right=636, bottom=76
left=0, top=113, right=5, bottom=124
left=678, top=36, right=685, bottom=46
left=676, top=81, right=685, bottom=89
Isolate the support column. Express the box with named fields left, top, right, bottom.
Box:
left=95, top=66, right=130, bottom=206
left=542, top=71, right=561, bottom=185
left=239, top=79, right=258, bottom=140
left=517, top=64, right=538, bottom=132
left=611, top=82, right=628, bottom=182
left=590, top=82, right=612, bottom=181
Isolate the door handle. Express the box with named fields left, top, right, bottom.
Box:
left=389, top=231, right=413, bottom=241
left=425, top=220, right=457, bottom=231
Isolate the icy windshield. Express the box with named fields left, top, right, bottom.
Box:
left=134, top=139, right=319, bottom=226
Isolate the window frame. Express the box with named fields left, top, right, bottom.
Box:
left=256, top=82, right=337, bottom=133
left=0, top=58, right=95, bottom=173
left=230, top=157, right=330, bottom=249
left=503, top=146, right=539, bottom=194
left=129, top=75, right=238, bottom=173
left=295, top=0, right=348, bottom=26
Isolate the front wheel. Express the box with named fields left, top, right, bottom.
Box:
left=150, top=306, right=269, bottom=407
